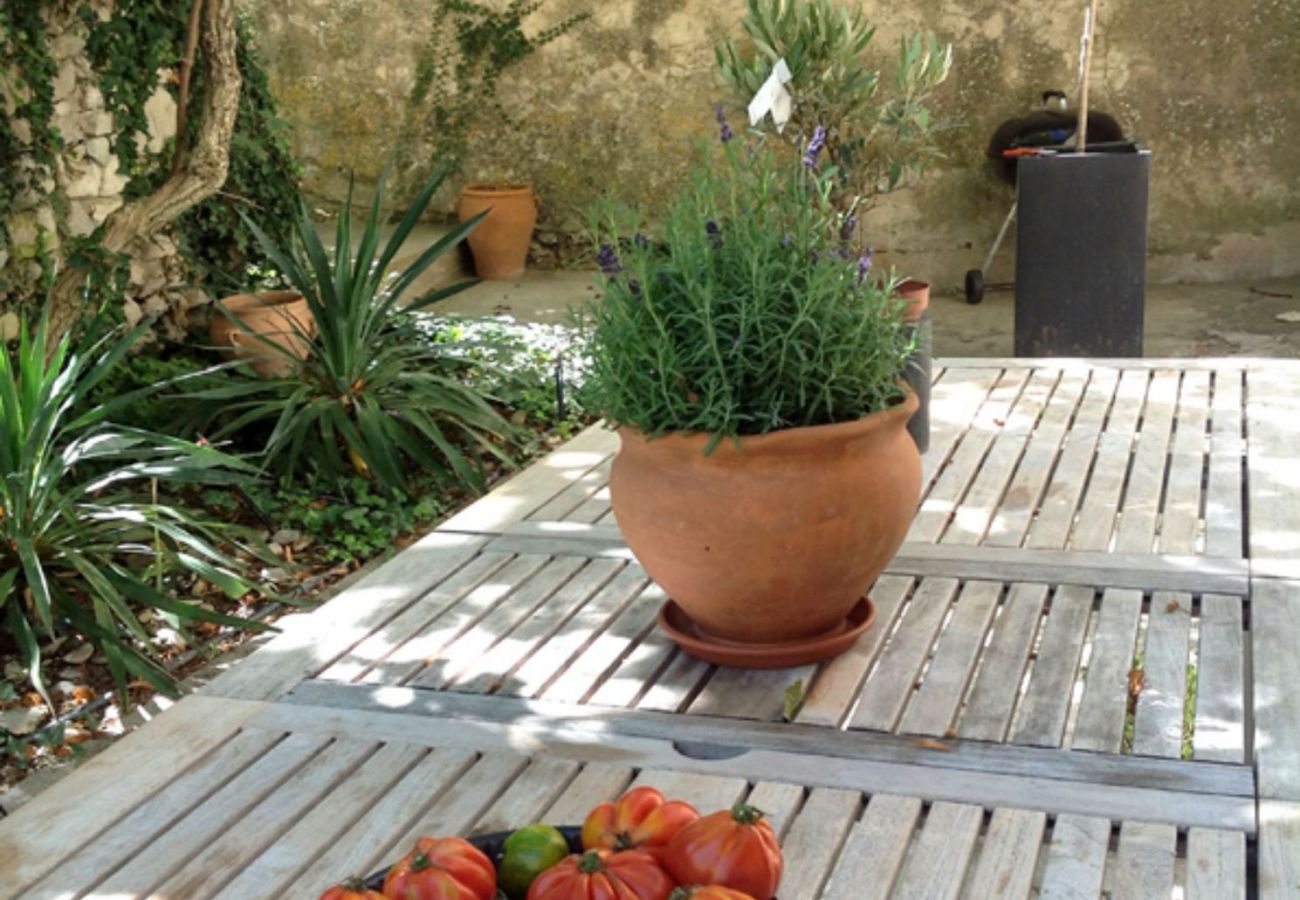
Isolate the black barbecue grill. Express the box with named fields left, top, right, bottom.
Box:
left=964, top=90, right=1128, bottom=303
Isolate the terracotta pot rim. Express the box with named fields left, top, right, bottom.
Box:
left=895, top=277, right=929, bottom=292
left=616, top=388, right=918, bottom=457
left=461, top=183, right=534, bottom=197
left=217, top=290, right=306, bottom=313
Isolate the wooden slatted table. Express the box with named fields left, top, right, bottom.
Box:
left=3, top=357, right=1299, bottom=898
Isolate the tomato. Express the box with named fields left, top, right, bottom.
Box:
left=499, top=824, right=572, bottom=900
left=319, top=878, right=386, bottom=900
left=382, top=836, right=496, bottom=900
left=582, top=786, right=699, bottom=861
left=668, top=888, right=756, bottom=900
left=664, top=803, right=782, bottom=900
left=527, top=848, right=676, bottom=900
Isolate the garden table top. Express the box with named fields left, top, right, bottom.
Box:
left=3, top=356, right=1300, bottom=898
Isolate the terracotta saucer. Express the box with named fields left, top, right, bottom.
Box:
left=658, top=597, right=877, bottom=669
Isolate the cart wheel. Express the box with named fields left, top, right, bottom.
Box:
left=964, top=269, right=985, bottom=304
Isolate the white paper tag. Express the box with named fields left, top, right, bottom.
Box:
left=748, top=58, right=794, bottom=132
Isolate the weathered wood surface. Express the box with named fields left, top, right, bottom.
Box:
left=0, top=696, right=1257, bottom=900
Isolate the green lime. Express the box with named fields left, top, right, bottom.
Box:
left=498, top=824, right=570, bottom=900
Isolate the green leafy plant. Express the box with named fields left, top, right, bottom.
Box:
left=716, top=0, right=952, bottom=226
left=199, top=164, right=522, bottom=492
left=0, top=313, right=266, bottom=706
left=399, top=0, right=589, bottom=183
left=582, top=120, right=914, bottom=449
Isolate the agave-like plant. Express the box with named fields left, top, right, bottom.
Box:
left=0, top=314, right=267, bottom=705
left=201, top=163, right=521, bottom=491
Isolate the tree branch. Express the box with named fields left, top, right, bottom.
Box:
left=171, top=0, right=207, bottom=177
left=45, top=0, right=241, bottom=348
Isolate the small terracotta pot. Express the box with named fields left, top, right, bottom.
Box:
left=210, top=290, right=315, bottom=378
left=457, top=183, right=538, bottom=280
left=896, top=278, right=930, bottom=323
left=610, top=391, right=921, bottom=652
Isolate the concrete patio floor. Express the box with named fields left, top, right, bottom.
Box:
left=435, top=268, right=1300, bottom=359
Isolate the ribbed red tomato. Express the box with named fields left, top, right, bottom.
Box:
left=382, top=837, right=496, bottom=900
left=582, top=786, right=700, bottom=860
left=668, top=887, right=757, bottom=900
left=527, top=848, right=676, bottom=900
left=319, top=878, right=386, bottom=900
left=664, top=804, right=782, bottom=900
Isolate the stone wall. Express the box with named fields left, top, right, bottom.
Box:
left=0, top=3, right=200, bottom=339
left=244, top=0, right=1300, bottom=288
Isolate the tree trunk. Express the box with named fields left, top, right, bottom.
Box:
left=44, top=0, right=241, bottom=348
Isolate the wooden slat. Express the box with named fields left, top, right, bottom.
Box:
left=1131, top=591, right=1191, bottom=759
left=0, top=695, right=262, bottom=896
left=22, top=724, right=283, bottom=898
left=541, top=763, right=634, bottom=823
left=1009, top=585, right=1093, bottom=748
left=393, top=751, right=531, bottom=850
left=898, top=580, right=1002, bottom=737
left=439, top=423, right=618, bottom=534
left=891, top=802, right=982, bottom=900
left=631, top=769, right=748, bottom=815
left=1025, top=368, right=1120, bottom=549
left=961, top=808, right=1046, bottom=900
left=1204, top=369, right=1244, bottom=558
left=849, top=578, right=960, bottom=731
left=154, top=738, right=378, bottom=898
left=1037, top=814, right=1111, bottom=900
left=910, top=369, right=1032, bottom=543
left=439, top=556, right=625, bottom=694
left=201, top=532, right=487, bottom=701
left=774, top=788, right=862, bottom=900
left=1159, top=370, right=1211, bottom=554
left=821, top=794, right=922, bottom=900
left=959, top=583, right=1048, bottom=742
left=279, top=747, right=477, bottom=895
left=1110, top=821, right=1176, bottom=900
left=984, top=369, right=1087, bottom=548
left=1254, top=577, right=1300, bottom=801
left=91, top=730, right=332, bottom=896
left=1106, top=369, right=1174, bottom=552
left=798, top=576, right=914, bottom=727
left=504, top=564, right=648, bottom=698
left=937, top=357, right=1259, bottom=370
left=745, top=781, right=806, bottom=838
left=427, top=555, right=587, bottom=689
left=214, top=741, right=428, bottom=897
left=1259, top=800, right=1300, bottom=900
left=689, top=657, right=818, bottom=722
left=1193, top=594, right=1245, bottom=763
left=1247, top=364, right=1300, bottom=563
left=359, top=553, right=551, bottom=685
left=470, top=756, right=581, bottom=835
left=1185, top=827, right=1246, bottom=900
left=542, top=582, right=665, bottom=704
left=527, top=457, right=613, bottom=523
left=317, top=549, right=516, bottom=682
left=1071, top=368, right=1151, bottom=551
left=920, top=367, right=1004, bottom=493
left=636, top=645, right=712, bottom=713
left=940, top=368, right=1058, bottom=546
left=1071, top=589, right=1142, bottom=754
left=588, top=624, right=679, bottom=709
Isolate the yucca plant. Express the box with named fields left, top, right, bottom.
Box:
left=198, top=164, right=521, bottom=491
left=0, top=314, right=267, bottom=706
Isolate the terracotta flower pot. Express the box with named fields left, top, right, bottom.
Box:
left=896, top=278, right=930, bottom=323
left=210, top=290, right=315, bottom=378
left=610, top=391, right=921, bottom=659
left=457, top=183, right=538, bottom=280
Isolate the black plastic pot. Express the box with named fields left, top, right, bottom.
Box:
left=363, top=826, right=583, bottom=891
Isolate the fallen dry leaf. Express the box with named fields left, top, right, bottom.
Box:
left=1165, top=598, right=1181, bottom=613
left=913, top=737, right=953, bottom=752
left=1128, top=668, right=1145, bottom=699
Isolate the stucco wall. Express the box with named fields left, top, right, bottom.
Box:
left=242, top=0, right=1300, bottom=288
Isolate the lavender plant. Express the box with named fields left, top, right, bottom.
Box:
left=582, top=114, right=913, bottom=451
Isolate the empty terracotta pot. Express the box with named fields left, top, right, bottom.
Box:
left=458, top=183, right=538, bottom=280
left=610, top=391, right=921, bottom=652
left=210, top=290, right=315, bottom=378
left=896, top=278, right=930, bottom=323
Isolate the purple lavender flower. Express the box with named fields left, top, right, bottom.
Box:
left=855, top=249, right=874, bottom=286
left=629, top=278, right=642, bottom=299
left=780, top=233, right=793, bottom=247
left=840, top=214, right=857, bottom=241
left=715, top=103, right=734, bottom=143
left=596, top=243, right=621, bottom=276
left=833, top=246, right=852, bottom=261
left=803, top=125, right=827, bottom=169
left=705, top=219, right=722, bottom=247
left=634, top=232, right=650, bottom=250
